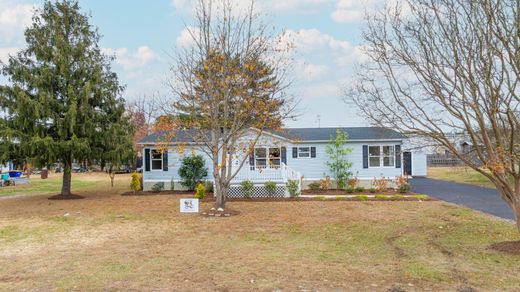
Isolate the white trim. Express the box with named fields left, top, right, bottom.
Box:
left=367, top=144, right=396, bottom=169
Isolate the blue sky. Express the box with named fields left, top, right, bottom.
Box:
left=0, top=0, right=383, bottom=127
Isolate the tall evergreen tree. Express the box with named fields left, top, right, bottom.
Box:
left=0, top=0, right=133, bottom=198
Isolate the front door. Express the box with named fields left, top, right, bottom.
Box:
left=403, top=152, right=412, bottom=176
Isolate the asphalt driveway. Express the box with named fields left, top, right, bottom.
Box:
left=411, top=177, right=515, bottom=221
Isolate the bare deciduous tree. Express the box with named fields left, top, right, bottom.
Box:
left=346, top=0, right=520, bottom=230
left=160, top=0, right=296, bottom=210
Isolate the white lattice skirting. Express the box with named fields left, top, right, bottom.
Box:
left=227, top=185, right=287, bottom=198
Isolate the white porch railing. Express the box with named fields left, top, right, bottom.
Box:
left=230, top=163, right=301, bottom=183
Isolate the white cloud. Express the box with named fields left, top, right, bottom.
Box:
left=171, top=0, right=334, bottom=15
left=176, top=26, right=200, bottom=48
left=0, top=0, right=36, bottom=44
left=330, top=0, right=371, bottom=23
left=0, top=47, right=19, bottom=63
left=102, top=46, right=158, bottom=76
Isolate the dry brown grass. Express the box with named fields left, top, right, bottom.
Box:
left=0, top=173, right=519, bottom=291
left=428, top=167, right=496, bottom=188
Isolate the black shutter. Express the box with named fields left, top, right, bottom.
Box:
left=362, top=145, right=368, bottom=168
left=311, top=147, right=316, bottom=158
left=144, top=148, right=150, bottom=171
left=292, top=147, right=298, bottom=158
left=162, top=150, right=168, bottom=171
left=281, top=147, right=287, bottom=164
left=395, top=145, right=401, bottom=168
left=249, top=154, right=255, bottom=170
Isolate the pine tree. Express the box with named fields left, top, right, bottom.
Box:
left=0, top=0, right=133, bottom=198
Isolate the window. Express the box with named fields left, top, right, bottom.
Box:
left=383, top=146, right=395, bottom=167
left=368, top=145, right=395, bottom=168
left=269, top=147, right=281, bottom=167
left=255, top=148, right=267, bottom=168
left=151, top=150, right=163, bottom=170
left=368, top=146, right=381, bottom=167
left=298, top=147, right=310, bottom=158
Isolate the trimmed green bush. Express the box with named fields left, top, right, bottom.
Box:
left=345, top=186, right=354, bottom=193
left=240, top=180, right=254, bottom=198
left=194, top=183, right=206, bottom=199
left=264, top=181, right=277, bottom=197
left=178, top=155, right=208, bottom=191
left=151, top=182, right=164, bottom=193
left=286, top=180, right=300, bottom=197
left=368, top=187, right=376, bottom=193
left=355, top=195, right=369, bottom=201
left=308, top=181, right=322, bottom=191
left=355, top=186, right=365, bottom=192
left=397, top=183, right=411, bottom=193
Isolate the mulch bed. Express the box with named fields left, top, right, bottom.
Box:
left=302, top=189, right=408, bottom=196
left=48, top=193, right=85, bottom=200
left=489, top=241, right=520, bottom=255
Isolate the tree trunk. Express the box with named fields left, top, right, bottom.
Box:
left=61, top=161, right=72, bottom=196
left=214, top=180, right=228, bottom=210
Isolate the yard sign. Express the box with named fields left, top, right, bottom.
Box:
left=180, top=198, right=199, bottom=213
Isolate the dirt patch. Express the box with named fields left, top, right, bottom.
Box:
left=48, top=193, right=85, bottom=200
left=489, top=240, right=520, bottom=255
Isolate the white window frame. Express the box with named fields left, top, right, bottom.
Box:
left=368, top=145, right=395, bottom=168
left=297, top=147, right=311, bottom=158
left=254, top=147, right=282, bottom=168
left=151, top=149, right=163, bottom=171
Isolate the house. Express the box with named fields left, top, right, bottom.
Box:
left=138, top=127, right=427, bottom=196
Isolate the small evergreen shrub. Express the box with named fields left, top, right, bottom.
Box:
left=368, top=187, right=377, bottom=193
left=151, top=182, right=164, bottom=193
left=337, top=179, right=346, bottom=190
left=178, top=155, right=208, bottom=191
left=130, top=172, right=141, bottom=193
left=355, top=195, right=369, bottom=201
left=375, top=194, right=390, bottom=200
left=194, top=183, right=206, bottom=199
left=264, top=181, right=277, bottom=196
left=286, top=180, right=300, bottom=197
left=345, top=186, right=354, bottom=193
left=240, top=180, right=254, bottom=198
left=397, top=184, right=411, bottom=193
left=355, top=186, right=365, bottom=192
left=308, top=181, right=322, bottom=191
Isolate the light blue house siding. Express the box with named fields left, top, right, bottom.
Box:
left=141, top=138, right=404, bottom=190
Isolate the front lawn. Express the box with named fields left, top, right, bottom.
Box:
left=428, top=166, right=496, bottom=188
left=0, top=177, right=519, bottom=290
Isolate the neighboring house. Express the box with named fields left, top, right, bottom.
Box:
left=138, top=127, right=427, bottom=196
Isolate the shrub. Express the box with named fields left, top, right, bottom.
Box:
left=178, top=155, right=208, bottom=191
left=368, top=187, right=377, bottom=193
left=395, top=175, right=410, bottom=193
left=337, top=178, right=347, bottom=190
left=375, top=194, right=390, bottom=200
left=347, top=177, right=359, bottom=188
left=194, top=183, right=206, bottom=199
left=204, top=181, right=214, bottom=193
left=345, top=186, right=354, bottom=193
left=355, top=186, right=365, bottom=192
left=393, top=194, right=405, bottom=199
left=264, top=181, right=277, bottom=196
left=130, top=172, right=141, bottom=193
left=320, top=176, right=331, bottom=190
left=355, top=195, right=369, bottom=201
left=414, top=194, right=430, bottom=201
left=308, top=181, right=322, bottom=191
left=151, top=182, right=164, bottom=193
left=372, top=176, right=388, bottom=192
left=397, top=184, right=411, bottom=193
left=286, top=180, right=300, bottom=197
left=240, top=180, right=254, bottom=198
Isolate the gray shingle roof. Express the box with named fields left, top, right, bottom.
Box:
left=139, top=127, right=403, bottom=144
